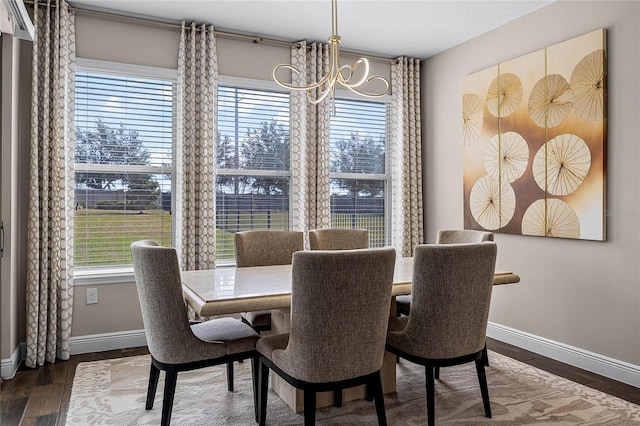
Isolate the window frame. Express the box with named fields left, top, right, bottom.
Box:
left=74, top=59, right=177, bottom=286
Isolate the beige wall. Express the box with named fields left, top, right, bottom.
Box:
left=422, top=0, right=640, bottom=365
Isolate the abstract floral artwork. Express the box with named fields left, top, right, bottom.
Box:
left=463, top=29, right=607, bottom=240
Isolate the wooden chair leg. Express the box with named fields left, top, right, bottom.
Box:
left=251, top=357, right=259, bottom=422
left=303, top=390, right=317, bottom=426
left=475, top=359, right=492, bottom=418
left=482, top=342, right=489, bottom=366
left=334, top=389, right=343, bottom=407
left=226, top=361, right=234, bottom=392
left=370, top=372, right=387, bottom=426
left=146, top=362, right=160, bottom=410
left=161, top=368, right=178, bottom=426
left=258, top=360, right=270, bottom=426
left=425, top=366, right=435, bottom=426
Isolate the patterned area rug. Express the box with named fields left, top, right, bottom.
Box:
left=66, top=351, right=640, bottom=425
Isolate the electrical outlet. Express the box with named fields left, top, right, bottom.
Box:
left=86, top=288, right=98, bottom=305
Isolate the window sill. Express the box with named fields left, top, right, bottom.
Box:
left=73, top=268, right=135, bottom=286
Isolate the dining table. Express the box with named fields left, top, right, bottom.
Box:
left=181, top=256, right=520, bottom=412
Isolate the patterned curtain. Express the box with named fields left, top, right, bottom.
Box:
left=290, top=42, right=332, bottom=234
left=175, top=22, right=217, bottom=271
left=26, top=0, right=76, bottom=368
left=390, top=57, right=424, bottom=256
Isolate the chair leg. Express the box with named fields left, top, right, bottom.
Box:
left=226, top=361, right=234, bottom=392
left=370, top=372, right=387, bottom=426
left=475, top=359, right=492, bottom=418
left=482, top=342, right=489, bottom=366
left=365, top=382, right=373, bottom=402
left=251, top=357, right=259, bottom=422
left=161, top=368, right=178, bottom=426
left=303, top=390, right=317, bottom=426
left=425, top=366, right=435, bottom=426
left=146, top=362, right=160, bottom=410
left=258, top=360, right=270, bottom=426
left=434, top=366, right=440, bottom=380
left=334, top=389, right=343, bottom=407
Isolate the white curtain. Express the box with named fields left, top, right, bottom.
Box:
left=175, top=22, right=217, bottom=270
left=290, top=41, right=332, bottom=233
left=391, top=57, right=424, bottom=256
left=25, top=0, right=76, bottom=368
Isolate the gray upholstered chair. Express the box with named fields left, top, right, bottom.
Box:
left=395, top=229, right=493, bottom=316
left=234, top=230, right=304, bottom=333
left=308, top=227, right=369, bottom=407
left=256, top=248, right=396, bottom=426
left=386, top=242, right=497, bottom=426
left=308, top=228, right=369, bottom=250
left=130, top=240, right=259, bottom=426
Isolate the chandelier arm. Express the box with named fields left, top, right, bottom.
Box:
left=273, top=63, right=332, bottom=91
left=344, top=75, right=391, bottom=98
left=337, top=58, right=370, bottom=88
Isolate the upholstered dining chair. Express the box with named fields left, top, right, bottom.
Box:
left=234, top=230, right=304, bottom=333
left=386, top=242, right=497, bottom=426
left=308, top=227, right=369, bottom=407
left=308, top=228, right=369, bottom=250
left=256, top=248, right=396, bottom=426
left=131, top=240, right=260, bottom=426
left=395, top=229, right=494, bottom=316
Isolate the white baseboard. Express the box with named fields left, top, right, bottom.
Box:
left=69, top=329, right=147, bottom=355
left=1, top=343, right=26, bottom=380
left=488, top=322, right=640, bottom=388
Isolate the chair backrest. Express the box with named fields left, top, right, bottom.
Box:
left=234, top=230, right=304, bottom=267
left=436, top=229, right=494, bottom=244
left=308, top=228, right=369, bottom=250
left=131, top=240, right=202, bottom=364
left=403, top=243, right=497, bottom=359
left=276, top=248, right=396, bottom=383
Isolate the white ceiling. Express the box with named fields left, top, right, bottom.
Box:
left=67, top=0, right=553, bottom=59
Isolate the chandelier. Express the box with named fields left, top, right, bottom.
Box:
left=273, top=0, right=390, bottom=112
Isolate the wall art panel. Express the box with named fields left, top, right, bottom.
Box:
left=462, top=29, right=606, bottom=240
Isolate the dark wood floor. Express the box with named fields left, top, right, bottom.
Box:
left=1, top=338, right=638, bottom=425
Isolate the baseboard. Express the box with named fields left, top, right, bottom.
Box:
left=1, top=343, right=26, bottom=380
left=487, top=322, right=640, bottom=388
left=70, top=329, right=147, bottom=355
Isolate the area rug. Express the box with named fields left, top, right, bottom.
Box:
left=66, top=351, right=640, bottom=425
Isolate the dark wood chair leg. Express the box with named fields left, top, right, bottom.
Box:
left=370, top=372, right=387, bottom=426
left=334, top=389, right=343, bottom=407
left=482, top=342, right=489, bottom=366
left=146, top=362, right=160, bottom=410
left=161, top=368, right=178, bottom=426
left=425, top=366, right=435, bottom=426
left=258, top=360, right=270, bottom=426
left=303, top=390, right=317, bottom=426
left=475, top=359, right=492, bottom=418
left=251, top=357, right=259, bottom=422
left=226, top=361, right=234, bottom=392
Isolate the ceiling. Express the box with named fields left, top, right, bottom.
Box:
left=67, top=0, right=553, bottom=59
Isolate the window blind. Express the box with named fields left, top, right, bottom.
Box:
left=74, top=70, right=174, bottom=269
left=329, top=98, right=389, bottom=247
left=216, top=85, right=291, bottom=264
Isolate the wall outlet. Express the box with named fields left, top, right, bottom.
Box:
left=86, top=288, right=98, bottom=305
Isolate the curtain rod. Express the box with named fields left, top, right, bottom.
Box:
left=26, top=0, right=397, bottom=64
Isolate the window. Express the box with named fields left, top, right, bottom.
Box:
left=74, top=60, right=175, bottom=271
left=329, top=98, right=389, bottom=247
left=216, top=80, right=291, bottom=264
